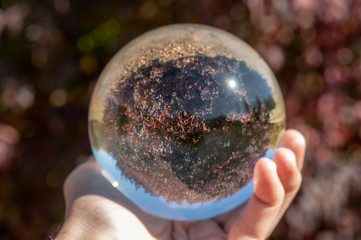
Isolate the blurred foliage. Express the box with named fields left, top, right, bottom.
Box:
left=1, top=0, right=361, bottom=239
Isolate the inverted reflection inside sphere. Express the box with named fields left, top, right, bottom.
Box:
left=89, top=24, right=285, bottom=220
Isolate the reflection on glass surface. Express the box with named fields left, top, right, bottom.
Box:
left=89, top=24, right=285, bottom=220
left=228, top=78, right=237, bottom=88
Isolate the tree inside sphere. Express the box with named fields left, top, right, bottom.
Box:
left=89, top=24, right=285, bottom=220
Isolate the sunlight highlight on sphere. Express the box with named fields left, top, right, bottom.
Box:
left=88, top=24, right=286, bottom=220
left=228, top=79, right=237, bottom=88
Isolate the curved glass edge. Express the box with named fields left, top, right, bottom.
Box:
left=91, top=148, right=276, bottom=221
left=88, top=23, right=286, bottom=125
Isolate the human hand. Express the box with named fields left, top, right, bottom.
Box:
left=56, top=129, right=305, bottom=240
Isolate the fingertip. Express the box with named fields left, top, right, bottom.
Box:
left=273, top=148, right=297, bottom=172
left=291, top=129, right=306, bottom=150
left=273, top=148, right=302, bottom=192
left=254, top=158, right=277, bottom=181
left=254, top=158, right=284, bottom=206
left=282, top=129, right=306, bottom=170
left=254, top=158, right=277, bottom=183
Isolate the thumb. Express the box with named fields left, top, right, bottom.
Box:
left=228, top=158, right=285, bottom=240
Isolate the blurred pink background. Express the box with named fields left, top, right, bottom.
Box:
left=1, top=0, right=361, bottom=239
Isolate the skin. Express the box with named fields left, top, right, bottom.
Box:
left=56, top=129, right=305, bottom=240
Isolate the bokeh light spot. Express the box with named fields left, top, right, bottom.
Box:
left=79, top=54, right=98, bottom=75
left=336, top=48, right=353, bottom=65
left=78, top=35, right=94, bottom=52
left=16, top=85, right=34, bottom=109
left=49, top=89, right=67, bottom=107
left=139, top=1, right=158, bottom=20
left=103, top=19, right=121, bottom=37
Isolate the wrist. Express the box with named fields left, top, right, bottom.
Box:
left=56, top=196, right=120, bottom=239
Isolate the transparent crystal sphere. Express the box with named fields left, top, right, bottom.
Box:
left=89, top=24, right=285, bottom=220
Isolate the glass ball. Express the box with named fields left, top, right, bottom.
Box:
left=89, top=24, right=285, bottom=220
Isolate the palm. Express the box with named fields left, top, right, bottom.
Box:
left=73, top=193, right=235, bottom=239
left=61, top=130, right=305, bottom=240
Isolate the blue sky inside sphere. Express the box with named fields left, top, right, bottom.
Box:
left=93, top=147, right=275, bottom=220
